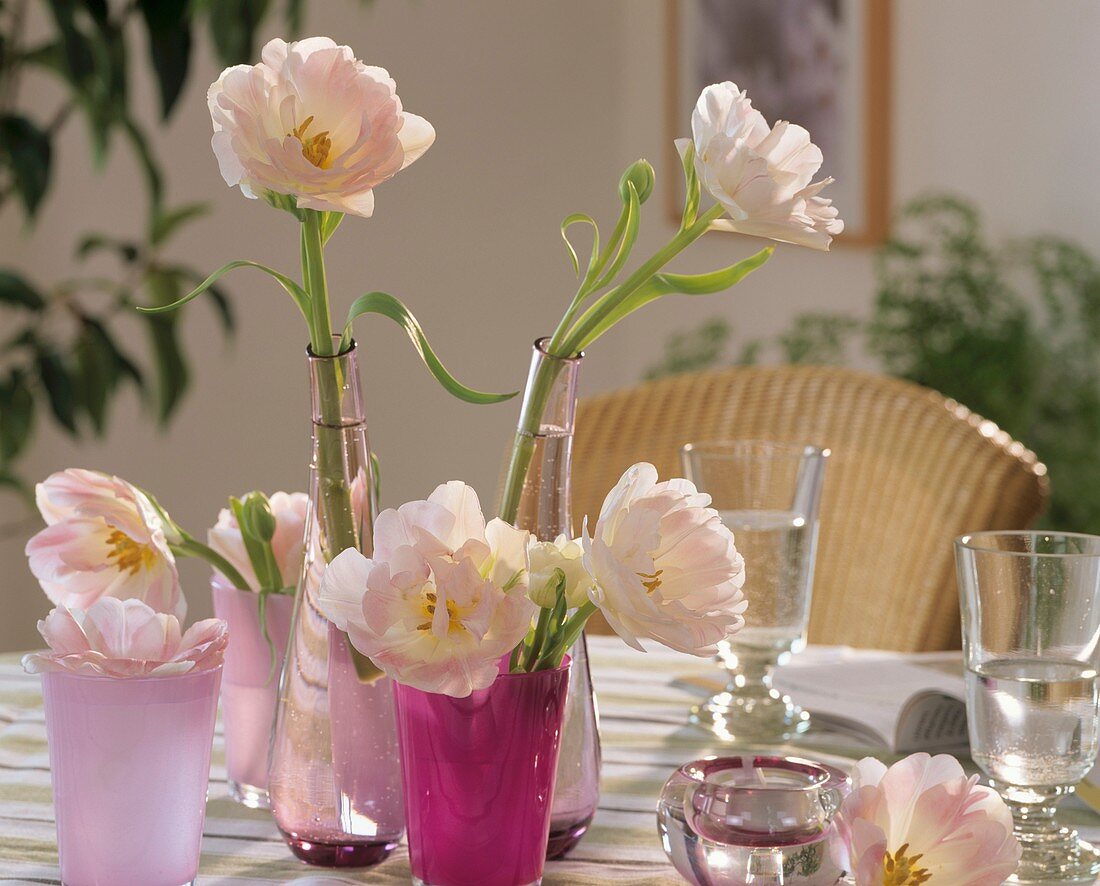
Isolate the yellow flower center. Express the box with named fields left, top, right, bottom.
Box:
left=882, top=844, right=931, bottom=885
left=418, top=590, right=465, bottom=635
left=289, top=115, right=332, bottom=169
left=105, top=529, right=156, bottom=576
left=637, top=569, right=664, bottom=595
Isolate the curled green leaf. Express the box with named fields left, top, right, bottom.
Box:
left=560, top=213, right=600, bottom=278
left=342, top=292, right=517, bottom=405
left=593, top=181, right=641, bottom=292
left=135, top=260, right=311, bottom=324
left=678, top=140, right=700, bottom=230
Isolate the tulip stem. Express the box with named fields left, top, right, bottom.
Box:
left=300, top=210, right=378, bottom=682
left=302, top=211, right=335, bottom=356
left=170, top=536, right=251, bottom=591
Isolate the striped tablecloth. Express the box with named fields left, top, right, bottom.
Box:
left=3, top=638, right=1100, bottom=884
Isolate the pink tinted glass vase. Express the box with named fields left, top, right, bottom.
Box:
left=211, top=578, right=294, bottom=808
left=41, top=667, right=221, bottom=886
left=394, top=659, right=571, bottom=886
left=268, top=340, right=405, bottom=866
left=500, top=338, right=601, bottom=858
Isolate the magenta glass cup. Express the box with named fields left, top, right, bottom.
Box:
left=41, top=666, right=222, bottom=886
left=211, top=578, right=294, bottom=808
left=394, top=659, right=572, bottom=886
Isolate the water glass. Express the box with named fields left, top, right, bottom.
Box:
left=957, top=531, right=1100, bottom=884
left=682, top=440, right=828, bottom=742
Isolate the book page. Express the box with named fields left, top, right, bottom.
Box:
left=896, top=692, right=968, bottom=752
left=772, top=652, right=966, bottom=752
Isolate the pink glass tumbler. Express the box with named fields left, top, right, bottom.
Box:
left=394, top=659, right=571, bottom=886
left=211, top=579, right=294, bottom=808
left=41, top=667, right=222, bottom=886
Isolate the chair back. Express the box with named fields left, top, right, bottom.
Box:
left=570, top=364, right=1049, bottom=651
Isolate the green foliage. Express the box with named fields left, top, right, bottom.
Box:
left=645, top=195, right=1100, bottom=531
left=777, top=313, right=860, bottom=365
left=0, top=0, right=328, bottom=498
left=0, top=114, right=51, bottom=214
left=869, top=196, right=1100, bottom=530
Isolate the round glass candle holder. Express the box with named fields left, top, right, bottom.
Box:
left=657, top=755, right=850, bottom=886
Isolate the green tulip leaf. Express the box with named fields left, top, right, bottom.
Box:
left=679, top=141, right=701, bottom=230
left=576, top=246, right=774, bottom=351
left=560, top=213, right=600, bottom=278
left=342, top=292, right=517, bottom=405
left=593, top=181, right=641, bottom=292
left=321, top=211, right=344, bottom=245
left=136, top=260, right=310, bottom=325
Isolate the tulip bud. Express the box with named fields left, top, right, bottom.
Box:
left=242, top=492, right=277, bottom=542
left=529, top=567, right=566, bottom=610
left=619, top=159, right=655, bottom=205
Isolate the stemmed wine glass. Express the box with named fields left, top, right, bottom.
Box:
left=681, top=440, right=828, bottom=743
left=957, top=531, right=1100, bottom=884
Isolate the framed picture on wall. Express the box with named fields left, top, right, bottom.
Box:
left=666, top=0, right=891, bottom=245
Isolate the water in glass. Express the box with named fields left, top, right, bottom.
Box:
left=683, top=441, right=828, bottom=743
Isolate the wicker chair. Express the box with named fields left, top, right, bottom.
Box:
left=569, top=364, right=1049, bottom=651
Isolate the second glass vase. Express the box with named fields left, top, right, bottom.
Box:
left=268, top=339, right=405, bottom=867
left=501, top=337, right=602, bottom=858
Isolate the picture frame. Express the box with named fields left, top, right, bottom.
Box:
left=665, top=0, right=892, bottom=246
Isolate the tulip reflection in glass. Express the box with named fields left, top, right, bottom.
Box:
left=681, top=441, right=828, bottom=742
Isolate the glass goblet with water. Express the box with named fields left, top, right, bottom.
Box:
left=957, top=531, right=1100, bottom=884
left=681, top=440, right=828, bottom=743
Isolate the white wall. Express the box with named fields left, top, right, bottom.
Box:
left=2, top=0, right=1098, bottom=651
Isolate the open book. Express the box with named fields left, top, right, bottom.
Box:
left=771, top=651, right=968, bottom=753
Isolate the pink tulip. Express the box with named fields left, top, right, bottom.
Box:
left=22, top=598, right=227, bottom=678
left=834, top=754, right=1020, bottom=885
left=679, top=81, right=843, bottom=250
left=582, top=463, right=747, bottom=656
left=318, top=481, right=535, bottom=698
left=207, top=491, right=309, bottom=591
left=208, top=36, right=435, bottom=218
left=26, top=469, right=184, bottom=618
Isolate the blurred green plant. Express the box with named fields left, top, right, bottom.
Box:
left=645, top=195, right=1100, bottom=531
left=0, top=0, right=369, bottom=501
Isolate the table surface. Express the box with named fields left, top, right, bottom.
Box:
left=3, top=638, right=1100, bottom=885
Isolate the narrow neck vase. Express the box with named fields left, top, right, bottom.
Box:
left=268, top=339, right=405, bottom=867
left=499, top=337, right=602, bottom=858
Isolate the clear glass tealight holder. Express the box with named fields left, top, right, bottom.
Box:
left=658, top=755, right=849, bottom=886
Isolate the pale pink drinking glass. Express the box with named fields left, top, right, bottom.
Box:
left=211, top=578, right=294, bottom=807
left=41, top=666, right=221, bottom=886
left=394, top=658, right=571, bottom=886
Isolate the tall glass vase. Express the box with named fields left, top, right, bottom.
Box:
left=500, top=337, right=601, bottom=859
left=268, top=339, right=405, bottom=867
